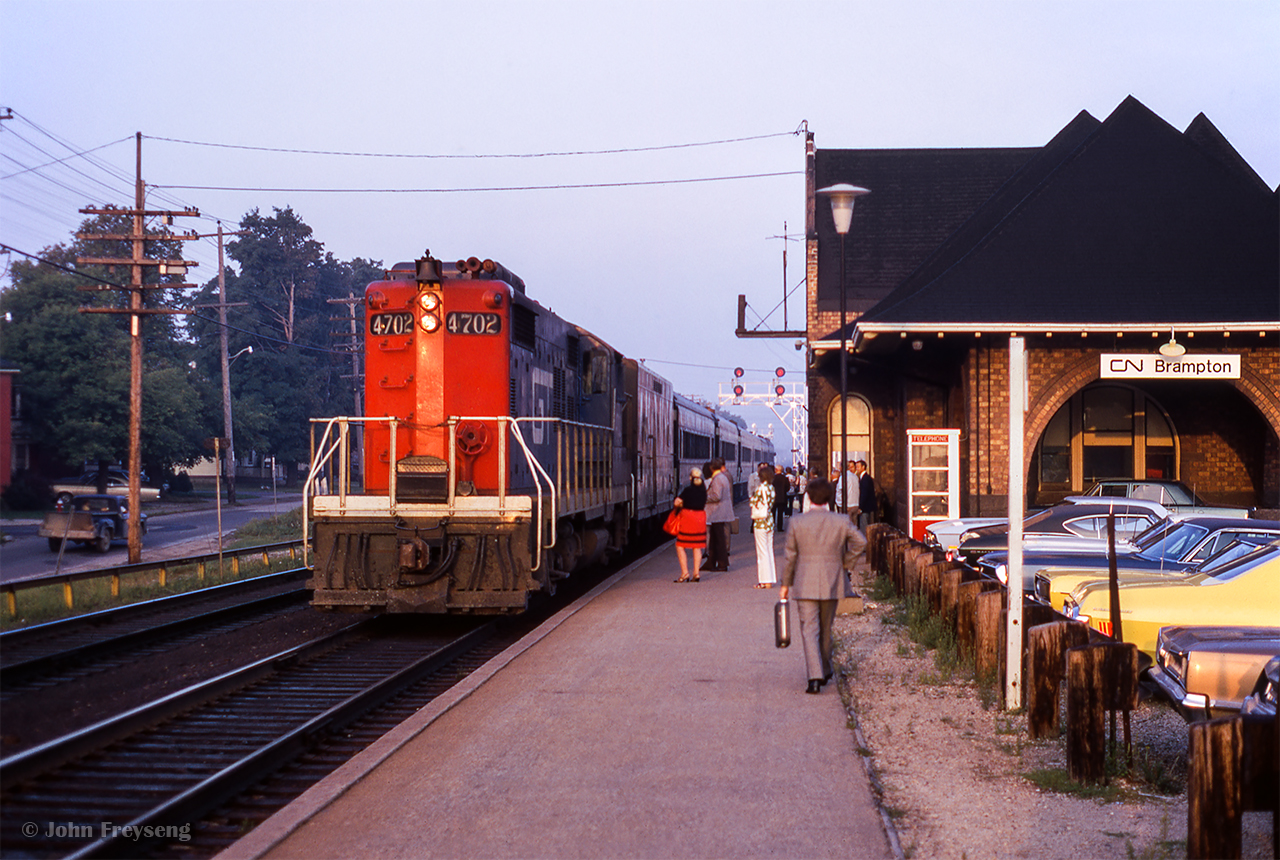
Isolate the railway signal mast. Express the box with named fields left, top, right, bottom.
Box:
left=719, top=366, right=808, bottom=468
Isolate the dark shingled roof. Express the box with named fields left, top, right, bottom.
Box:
left=817, top=96, right=1279, bottom=334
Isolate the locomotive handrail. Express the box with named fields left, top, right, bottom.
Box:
left=306, top=414, right=615, bottom=576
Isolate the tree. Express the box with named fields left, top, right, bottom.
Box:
left=187, top=207, right=381, bottom=483
left=0, top=213, right=212, bottom=479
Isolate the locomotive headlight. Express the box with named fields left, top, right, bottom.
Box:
left=418, top=292, right=441, bottom=312
left=419, top=312, right=441, bottom=333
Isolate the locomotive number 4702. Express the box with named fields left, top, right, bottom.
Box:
left=446, top=311, right=503, bottom=335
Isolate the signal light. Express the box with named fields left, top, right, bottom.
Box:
left=733, top=367, right=744, bottom=378
left=420, top=313, right=441, bottom=333
left=775, top=367, right=786, bottom=378
left=733, top=385, right=744, bottom=397
left=775, top=384, right=786, bottom=397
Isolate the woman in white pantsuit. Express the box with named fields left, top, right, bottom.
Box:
left=749, top=465, right=777, bottom=588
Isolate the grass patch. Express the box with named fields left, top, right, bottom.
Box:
left=227, top=506, right=303, bottom=547
left=1022, top=766, right=1125, bottom=801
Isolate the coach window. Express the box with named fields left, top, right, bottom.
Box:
left=1036, top=384, right=1180, bottom=493
left=827, top=395, right=871, bottom=470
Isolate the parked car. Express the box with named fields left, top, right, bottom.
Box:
left=1080, top=479, right=1251, bottom=518
left=1031, top=533, right=1277, bottom=612
left=51, top=472, right=161, bottom=506
left=1241, top=655, right=1278, bottom=717
left=38, top=494, right=147, bottom=553
left=923, top=517, right=1009, bottom=557
left=1062, top=541, right=1280, bottom=661
left=1147, top=625, right=1280, bottom=719
left=977, top=516, right=1280, bottom=603
left=951, top=499, right=1169, bottom=566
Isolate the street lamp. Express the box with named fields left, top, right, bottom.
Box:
left=222, top=344, right=253, bottom=505
left=817, top=183, right=870, bottom=514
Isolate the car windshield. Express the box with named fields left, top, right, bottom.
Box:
left=1202, top=542, right=1280, bottom=581
left=1133, top=521, right=1209, bottom=561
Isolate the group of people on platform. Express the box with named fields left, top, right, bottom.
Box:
left=667, top=458, right=878, bottom=695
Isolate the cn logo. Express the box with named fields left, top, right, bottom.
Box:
left=1109, top=358, right=1144, bottom=374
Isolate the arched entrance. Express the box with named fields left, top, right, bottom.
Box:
left=1035, top=384, right=1180, bottom=497
left=827, top=394, right=871, bottom=473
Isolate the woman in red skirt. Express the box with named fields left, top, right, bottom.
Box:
left=672, top=467, right=708, bottom=582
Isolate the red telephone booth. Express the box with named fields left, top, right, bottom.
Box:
left=906, top=429, right=960, bottom=542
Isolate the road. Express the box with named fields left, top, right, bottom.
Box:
left=0, top=494, right=303, bottom=584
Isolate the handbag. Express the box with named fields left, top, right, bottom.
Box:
left=662, top=509, right=682, bottom=536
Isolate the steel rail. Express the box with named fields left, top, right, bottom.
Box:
left=0, top=578, right=309, bottom=687
left=0, top=568, right=306, bottom=655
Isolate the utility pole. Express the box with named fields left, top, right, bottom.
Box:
left=194, top=224, right=249, bottom=505
left=76, top=132, right=199, bottom=562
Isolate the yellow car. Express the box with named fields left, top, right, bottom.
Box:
left=1035, top=534, right=1276, bottom=612
left=1063, top=542, right=1280, bottom=661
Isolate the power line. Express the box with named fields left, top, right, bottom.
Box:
left=155, top=171, right=803, bottom=194
left=144, top=130, right=799, bottom=159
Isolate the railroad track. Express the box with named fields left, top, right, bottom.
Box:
left=0, top=570, right=311, bottom=695
left=0, top=614, right=509, bottom=859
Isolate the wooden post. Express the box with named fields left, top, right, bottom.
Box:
left=1066, top=644, right=1107, bottom=783
left=940, top=567, right=963, bottom=627
left=1188, top=716, right=1243, bottom=859
left=1241, top=714, right=1280, bottom=859
left=1027, top=621, right=1090, bottom=739
left=956, top=580, right=998, bottom=658
left=974, top=590, right=1005, bottom=682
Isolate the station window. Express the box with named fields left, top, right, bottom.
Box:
left=1036, top=384, right=1179, bottom=493
left=827, top=395, right=871, bottom=471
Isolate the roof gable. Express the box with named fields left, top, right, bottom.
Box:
left=856, top=97, right=1279, bottom=329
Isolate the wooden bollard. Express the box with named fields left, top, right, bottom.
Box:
left=1241, top=714, right=1280, bottom=859
left=1066, top=642, right=1139, bottom=784
left=904, top=548, right=928, bottom=597
left=1066, top=645, right=1108, bottom=783
left=1188, top=716, right=1243, bottom=859
left=1027, top=621, right=1090, bottom=739
left=941, top=568, right=964, bottom=626
left=956, top=580, right=996, bottom=655
left=974, top=589, right=1005, bottom=681
left=923, top=561, right=947, bottom=614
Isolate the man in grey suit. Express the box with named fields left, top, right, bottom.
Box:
left=779, top=478, right=867, bottom=694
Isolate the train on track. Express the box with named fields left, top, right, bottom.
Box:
left=305, top=253, right=774, bottom=614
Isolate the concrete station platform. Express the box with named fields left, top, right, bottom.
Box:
left=220, top=506, right=892, bottom=860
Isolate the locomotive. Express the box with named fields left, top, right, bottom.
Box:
left=304, top=253, right=774, bottom=614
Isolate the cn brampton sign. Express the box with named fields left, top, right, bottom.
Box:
left=1100, top=353, right=1241, bottom=379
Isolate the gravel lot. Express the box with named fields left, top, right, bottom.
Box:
left=832, top=567, right=1276, bottom=859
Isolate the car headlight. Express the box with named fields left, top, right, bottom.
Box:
left=1033, top=575, right=1050, bottom=602
left=994, top=563, right=1008, bottom=585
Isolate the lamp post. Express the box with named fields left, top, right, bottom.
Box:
left=817, top=183, right=870, bottom=515
left=221, top=344, right=253, bottom=505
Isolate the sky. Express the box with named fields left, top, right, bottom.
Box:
left=2, top=0, right=1277, bottom=456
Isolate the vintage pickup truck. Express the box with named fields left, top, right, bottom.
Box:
left=39, top=494, right=148, bottom=553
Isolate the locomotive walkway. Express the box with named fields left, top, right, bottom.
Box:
left=220, top=505, right=892, bottom=860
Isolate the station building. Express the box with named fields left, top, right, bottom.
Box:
left=801, top=96, right=1279, bottom=532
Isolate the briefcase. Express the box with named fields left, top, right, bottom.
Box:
left=774, top=599, right=791, bottom=648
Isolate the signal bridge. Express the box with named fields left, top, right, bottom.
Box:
left=719, top=380, right=808, bottom=469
